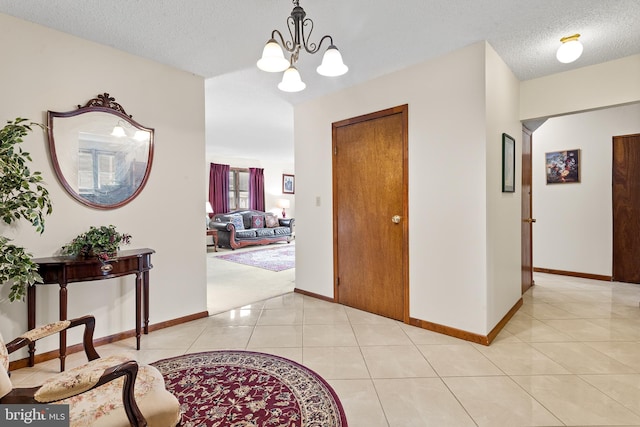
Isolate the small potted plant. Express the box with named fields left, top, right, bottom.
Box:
left=62, top=225, right=132, bottom=270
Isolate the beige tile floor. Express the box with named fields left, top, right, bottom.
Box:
left=9, top=269, right=640, bottom=426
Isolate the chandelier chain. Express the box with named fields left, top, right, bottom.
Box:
left=267, top=3, right=334, bottom=66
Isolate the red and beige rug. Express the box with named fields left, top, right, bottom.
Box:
left=216, top=245, right=295, bottom=272
left=151, top=350, right=348, bottom=427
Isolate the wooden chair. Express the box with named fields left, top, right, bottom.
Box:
left=0, top=315, right=181, bottom=427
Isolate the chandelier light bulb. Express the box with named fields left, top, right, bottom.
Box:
left=257, top=39, right=290, bottom=72
left=278, top=66, right=306, bottom=92
left=556, top=34, right=583, bottom=64
left=111, top=125, right=126, bottom=137
left=317, top=45, right=349, bottom=77
left=134, top=130, right=150, bottom=141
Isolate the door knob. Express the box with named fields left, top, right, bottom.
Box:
left=392, top=215, right=401, bottom=224
left=523, top=218, right=537, bottom=223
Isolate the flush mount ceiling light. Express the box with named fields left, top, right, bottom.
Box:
left=257, top=0, right=348, bottom=92
left=556, top=34, right=583, bottom=64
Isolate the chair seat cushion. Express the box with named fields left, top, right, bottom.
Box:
left=235, top=229, right=257, bottom=238
left=50, top=356, right=180, bottom=427
left=255, top=228, right=275, bottom=237
left=35, top=355, right=129, bottom=403
left=273, top=227, right=291, bottom=235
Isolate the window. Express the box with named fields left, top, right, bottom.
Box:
left=78, top=150, right=94, bottom=193
left=229, top=168, right=249, bottom=210
left=78, top=149, right=117, bottom=193
left=97, top=152, right=116, bottom=188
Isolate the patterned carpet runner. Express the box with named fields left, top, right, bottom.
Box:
left=151, top=350, right=348, bottom=426
left=216, top=245, right=295, bottom=271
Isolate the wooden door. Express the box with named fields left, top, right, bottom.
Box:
left=332, top=105, right=408, bottom=321
left=521, top=126, right=534, bottom=293
left=612, top=133, right=640, bottom=283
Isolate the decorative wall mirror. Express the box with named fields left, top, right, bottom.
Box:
left=47, top=93, right=154, bottom=209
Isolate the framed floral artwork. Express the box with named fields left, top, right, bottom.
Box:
left=545, top=149, right=580, bottom=184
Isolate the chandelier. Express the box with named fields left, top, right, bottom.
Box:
left=257, top=0, right=348, bottom=92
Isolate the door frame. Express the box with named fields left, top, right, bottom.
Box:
left=331, top=104, right=410, bottom=323
left=612, top=133, right=640, bottom=283
left=521, top=125, right=534, bottom=293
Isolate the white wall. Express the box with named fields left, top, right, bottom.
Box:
left=485, top=46, right=523, bottom=330
left=520, top=54, right=640, bottom=121
left=0, top=14, right=207, bottom=357
left=520, top=53, right=640, bottom=277
left=532, top=103, right=640, bottom=276
left=295, top=42, right=522, bottom=335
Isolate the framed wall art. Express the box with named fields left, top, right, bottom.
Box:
left=502, top=133, right=515, bottom=192
left=545, top=149, right=580, bottom=184
left=282, top=174, right=295, bottom=194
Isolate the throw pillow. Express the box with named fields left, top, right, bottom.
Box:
left=229, top=214, right=244, bottom=230
left=251, top=215, right=265, bottom=229
left=265, top=215, right=279, bottom=228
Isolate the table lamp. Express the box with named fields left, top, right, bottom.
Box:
left=206, top=202, right=214, bottom=227
left=278, top=199, right=290, bottom=218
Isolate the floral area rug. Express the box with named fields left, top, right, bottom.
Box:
left=216, top=245, right=295, bottom=272
left=151, top=350, right=348, bottom=427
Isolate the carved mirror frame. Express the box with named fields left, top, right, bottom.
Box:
left=47, top=93, right=154, bottom=209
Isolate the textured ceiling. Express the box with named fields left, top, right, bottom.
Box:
left=1, top=0, right=639, bottom=162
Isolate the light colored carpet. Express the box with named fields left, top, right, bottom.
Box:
left=206, top=242, right=295, bottom=315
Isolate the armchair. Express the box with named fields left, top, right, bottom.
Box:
left=0, top=315, right=180, bottom=427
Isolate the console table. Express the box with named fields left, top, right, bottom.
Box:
left=30, top=248, right=155, bottom=371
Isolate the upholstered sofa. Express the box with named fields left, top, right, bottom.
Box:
left=210, top=209, right=294, bottom=250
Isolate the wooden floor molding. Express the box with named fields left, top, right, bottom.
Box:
left=410, top=298, right=523, bottom=346
left=294, top=287, right=336, bottom=303
left=534, top=267, right=611, bottom=282
left=8, top=310, right=209, bottom=371
left=296, top=287, right=524, bottom=347
left=487, top=298, right=523, bottom=344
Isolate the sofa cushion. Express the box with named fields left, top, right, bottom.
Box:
left=273, top=227, right=290, bottom=236
left=255, top=228, right=275, bottom=237
left=229, top=214, right=245, bottom=230
left=251, top=215, right=265, bottom=229
left=235, top=229, right=256, bottom=238
left=265, top=215, right=279, bottom=228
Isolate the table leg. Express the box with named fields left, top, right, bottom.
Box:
left=27, top=284, right=36, bottom=367
left=59, top=284, right=68, bottom=372
left=135, top=272, right=141, bottom=350
left=143, top=271, right=150, bottom=335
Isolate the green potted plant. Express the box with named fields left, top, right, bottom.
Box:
left=61, top=225, right=132, bottom=261
left=0, top=118, right=53, bottom=302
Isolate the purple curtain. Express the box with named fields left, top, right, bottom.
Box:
left=249, top=167, right=265, bottom=211
left=209, top=163, right=229, bottom=215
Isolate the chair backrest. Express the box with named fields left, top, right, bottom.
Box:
left=0, top=332, right=13, bottom=398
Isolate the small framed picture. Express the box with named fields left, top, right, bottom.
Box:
left=545, top=149, right=580, bottom=184
left=282, top=174, right=295, bottom=194
left=502, top=133, right=515, bottom=193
